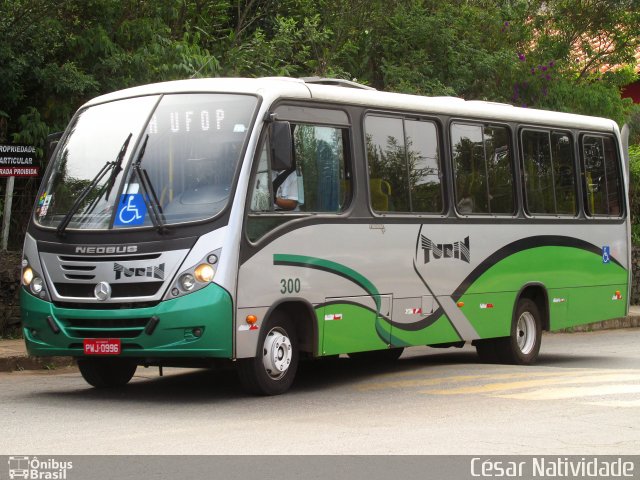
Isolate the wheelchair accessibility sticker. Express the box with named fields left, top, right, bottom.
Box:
left=602, top=245, right=611, bottom=264
left=114, top=193, right=146, bottom=227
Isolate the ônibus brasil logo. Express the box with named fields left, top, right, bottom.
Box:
left=420, top=235, right=470, bottom=264
left=8, top=456, right=73, bottom=479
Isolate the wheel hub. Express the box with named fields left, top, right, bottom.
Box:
left=262, top=327, right=292, bottom=380
left=516, top=311, right=536, bottom=355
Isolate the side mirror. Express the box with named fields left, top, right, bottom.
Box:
left=270, top=121, right=293, bottom=171
left=46, top=132, right=63, bottom=163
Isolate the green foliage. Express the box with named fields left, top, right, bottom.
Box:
left=629, top=145, right=640, bottom=245
left=1, top=0, right=639, bottom=161
left=1, top=0, right=639, bottom=252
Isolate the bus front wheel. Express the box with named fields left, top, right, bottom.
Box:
left=77, top=358, right=137, bottom=388
left=237, top=313, right=299, bottom=395
left=496, top=298, right=542, bottom=365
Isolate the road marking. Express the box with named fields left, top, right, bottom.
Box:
left=584, top=399, right=640, bottom=408
left=357, top=366, right=640, bottom=407
left=496, top=384, right=640, bottom=400
left=356, top=369, right=606, bottom=392
left=422, top=373, right=640, bottom=395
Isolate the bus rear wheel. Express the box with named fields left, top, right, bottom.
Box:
left=77, top=358, right=137, bottom=388
left=496, top=298, right=542, bottom=365
left=237, top=313, right=299, bottom=395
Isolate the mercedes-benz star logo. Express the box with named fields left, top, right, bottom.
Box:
left=94, top=281, right=112, bottom=301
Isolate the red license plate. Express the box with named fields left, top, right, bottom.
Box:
left=83, top=338, right=121, bottom=355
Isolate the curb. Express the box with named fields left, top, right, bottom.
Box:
left=557, top=316, right=640, bottom=333
left=0, top=355, right=75, bottom=373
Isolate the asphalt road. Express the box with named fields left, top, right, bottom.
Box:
left=1, top=329, right=639, bottom=455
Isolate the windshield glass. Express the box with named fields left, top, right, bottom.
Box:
left=36, top=93, right=258, bottom=230
left=36, top=96, right=158, bottom=229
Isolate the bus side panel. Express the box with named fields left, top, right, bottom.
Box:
left=453, top=244, right=628, bottom=336
left=456, top=292, right=518, bottom=339
left=563, top=285, right=627, bottom=330
left=387, top=313, right=462, bottom=348
left=237, top=224, right=426, bottom=358
left=320, top=297, right=390, bottom=355
left=237, top=222, right=628, bottom=358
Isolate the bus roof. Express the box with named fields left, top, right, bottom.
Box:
left=85, top=77, right=617, bottom=133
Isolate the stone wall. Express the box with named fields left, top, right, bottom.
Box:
left=0, top=251, right=22, bottom=336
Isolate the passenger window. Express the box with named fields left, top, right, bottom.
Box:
left=365, top=115, right=443, bottom=213
left=522, top=130, right=577, bottom=215
left=247, top=123, right=352, bottom=241
left=451, top=123, right=514, bottom=215
left=582, top=135, right=622, bottom=216
left=552, top=132, right=577, bottom=214
left=293, top=125, right=351, bottom=213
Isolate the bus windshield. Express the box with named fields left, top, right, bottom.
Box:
left=36, top=93, right=258, bottom=230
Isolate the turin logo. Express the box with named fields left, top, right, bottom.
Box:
left=421, top=235, right=470, bottom=264
left=114, top=262, right=165, bottom=281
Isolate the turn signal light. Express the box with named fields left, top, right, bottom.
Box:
left=246, top=315, right=258, bottom=325
left=457, top=301, right=465, bottom=308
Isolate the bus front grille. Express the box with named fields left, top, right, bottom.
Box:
left=60, top=317, right=151, bottom=339
left=54, top=282, right=164, bottom=299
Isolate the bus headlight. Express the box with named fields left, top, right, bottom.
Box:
left=21, top=258, right=50, bottom=300
left=22, top=267, right=34, bottom=286
left=30, top=277, right=44, bottom=294
left=166, top=249, right=220, bottom=300
left=194, top=264, right=215, bottom=283
left=179, top=273, right=196, bottom=291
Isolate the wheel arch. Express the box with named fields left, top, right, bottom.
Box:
left=263, top=297, right=318, bottom=356
left=514, top=283, right=550, bottom=331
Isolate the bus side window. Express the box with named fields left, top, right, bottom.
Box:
left=365, top=115, right=443, bottom=214
left=451, top=123, right=514, bottom=215
left=292, top=124, right=351, bottom=213
left=246, top=124, right=352, bottom=241
left=582, top=135, right=622, bottom=217
left=521, top=129, right=577, bottom=216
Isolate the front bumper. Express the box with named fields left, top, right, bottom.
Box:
left=21, top=283, right=233, bottom=359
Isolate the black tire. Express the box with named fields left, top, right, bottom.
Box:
left=237, top=313, right=299, bottom=396
left=77, top=358, right=137, bottom=388
left=348, top=347, right=404, bottom=362
left=496, top=298, right=542, bottom=365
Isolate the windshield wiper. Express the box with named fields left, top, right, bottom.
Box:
left=56, top=133, right=133, bottom=237
left=127, top=135, right=167, bottom=233
left=105, top=133, right=133, bottom=200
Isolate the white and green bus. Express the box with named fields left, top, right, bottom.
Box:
left=21, top=77, right=629, bottom=395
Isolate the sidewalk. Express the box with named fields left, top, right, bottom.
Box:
left=0, top=339, right=74, bottom=372
left=2, top=309, right=640, bottom=372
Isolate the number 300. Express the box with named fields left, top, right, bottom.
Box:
left=280, top=278, right=301, bottom=294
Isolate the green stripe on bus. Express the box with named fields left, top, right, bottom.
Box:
left=274, top=254, right=382, bottom=313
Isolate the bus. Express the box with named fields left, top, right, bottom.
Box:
left=20, top=77, right=630, bottom=395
